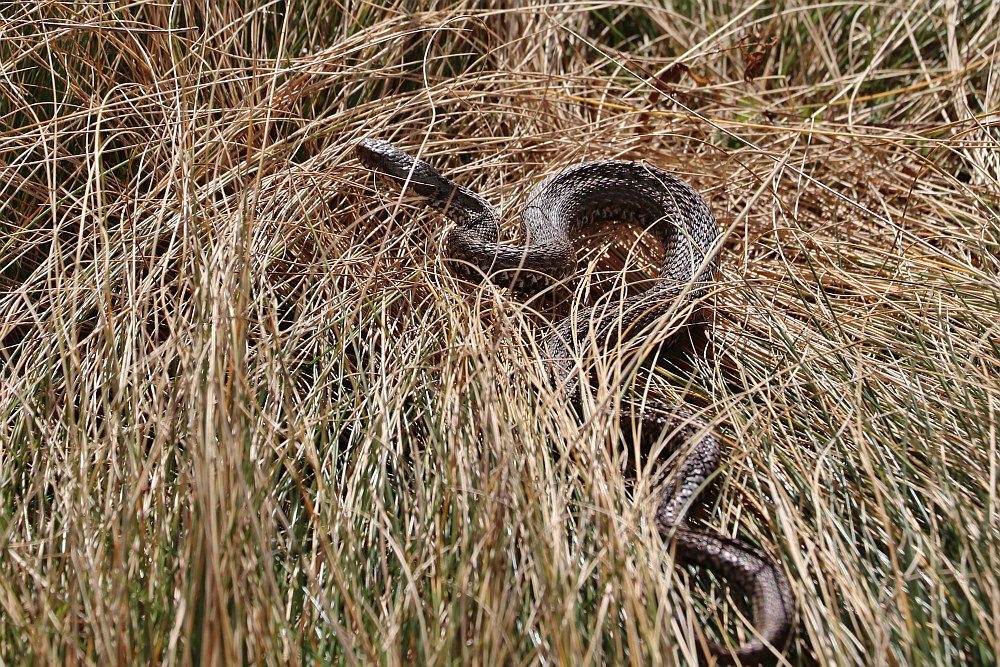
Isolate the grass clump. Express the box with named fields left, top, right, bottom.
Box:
left=1, top=1, right=997, bottom=665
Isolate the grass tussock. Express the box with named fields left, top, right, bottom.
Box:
left=1, top=1, right=998, bottom=665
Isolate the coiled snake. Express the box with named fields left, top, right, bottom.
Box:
left=355, top=139, right=794, bottom=664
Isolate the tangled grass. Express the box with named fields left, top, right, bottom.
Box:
left=1, top=1, right=998, bottom=665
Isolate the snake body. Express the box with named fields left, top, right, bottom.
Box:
left=355, top=138, right=794, bottom=664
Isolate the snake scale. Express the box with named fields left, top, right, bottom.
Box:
left=355, top=138, right=794, bottom=664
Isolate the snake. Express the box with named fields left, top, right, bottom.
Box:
left=355, top=138, right=795, bottom=665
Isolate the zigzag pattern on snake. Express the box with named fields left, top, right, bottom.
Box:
left=355, top=138, right=795, bottom=665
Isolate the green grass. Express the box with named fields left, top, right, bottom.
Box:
left=1, top=1, right=998, bottom=665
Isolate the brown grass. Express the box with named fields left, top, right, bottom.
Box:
left=1, top=1, right=998, bottom=665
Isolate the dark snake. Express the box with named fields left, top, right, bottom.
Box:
left=355, top=138, right=795, bottom=664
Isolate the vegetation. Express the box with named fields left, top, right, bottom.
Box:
left=1, top=1, right=997, bottom=664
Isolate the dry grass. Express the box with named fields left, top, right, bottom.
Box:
left=1, top=1, right=998, bottom=665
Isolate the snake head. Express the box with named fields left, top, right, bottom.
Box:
left=355, top=138, right=456, bottom=203
left=355, top=139, right=491, bottom=224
